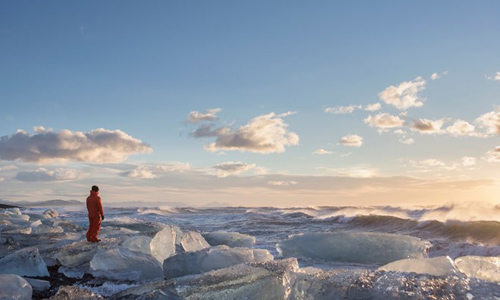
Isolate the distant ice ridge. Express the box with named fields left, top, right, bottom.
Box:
left=277, top=231, right=431, bottom=264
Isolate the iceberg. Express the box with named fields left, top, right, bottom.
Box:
left=49, top=286, right=104, bottom=300
left=0, top=274, right=32, bottom=300
left=122, top=235, right=152, bottom=255
left=90, top=247, right=163, bottom=280
left=203, top=231, right=256, bottom=247
left=455, top=256, right=500, bottom=282
left=277, top=231, right=430, bottom=264
left=0, top=248, right=49, bottom=277
left=377, top=256, right=459, bottom=276
left=150, top=225, right=177, bottom=263
left=179, top=231, right=210, bottom=252
left=112, top=258, right=298, bottom=300
left=163, top=245, right=274, bottom=279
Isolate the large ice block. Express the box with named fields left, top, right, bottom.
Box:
left=0, top=274, right=32, bottom=300
left=24, top=277, right=51, bottom=291
left=277, top=231, right=430, bottom=264
left=90, top=247, right=163, bottom=281
left=378, top=256, right=458, bottom=276
left=455, top=255, right=500, bottom=282
left=179, top=231, right=210, bottom=252
left=163, top=245, right=274, bottom=279
left=150, top=226, right=177, bottom=263
left=203, top=231, right=256, bottom=247
left=112, top=258, right=298, bottom=300
left=122, top=235, right=152, bottom=255
left=0, top=248, right=49, bottom=277
left=30, top=220, right=64, bottom=234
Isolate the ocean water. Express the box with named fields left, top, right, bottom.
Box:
left=56, top=204, right=500, bottom=265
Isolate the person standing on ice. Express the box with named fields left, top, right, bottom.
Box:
left=86, top=185, right=104, bottom=242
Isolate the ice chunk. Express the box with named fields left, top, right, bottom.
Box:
left=3, top=226, right=32, bottom=234
left=24, top=277, right=51, bottom=291
left=56, top=241, right=99, bottom=267
left=0, top=274, right=32, bottom=300
left=49, top=286, right=104, bottom=300
left=122, top=235, right=152, bottom=255
left=179, top=231, right=210, bottom=252
left=112, top=258, right=298, bottom=300
left=277, top=232, right=430, bottom=264
left=59, top=264, right=89, bottom=279
left=163, top=245, right=274, bottom=279
left=31, top=220, right=64, bottom=234
left=150, top=226, right=177, bottom=263
left=0, top=248, right=49, bottom=277
left=203, top=231, right=256, bottom=247
left=378, top=256, right=458, bottom=276
left=43, top=209, right=59, bottom=219
left=90, top=247, right=163, bottom=280
left=455, top=256, right=500, bottom=282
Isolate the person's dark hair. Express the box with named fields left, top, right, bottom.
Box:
left=91, top=185, right=99, bottom=192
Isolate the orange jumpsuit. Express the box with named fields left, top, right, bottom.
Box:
left=86, top=190, right=104, bottom=242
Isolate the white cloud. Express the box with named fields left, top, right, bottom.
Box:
left=191, top=124, right=231, bottom=138
left=399, top=138, right=414, bottom=145
left=187, top=108, right=221, bottom=123
left=486, top=72, right=500, bottom=81
left=327, top=167, right=378, bottom=178
left=445, top=120, right=476, bottom=136
left=313, top=149, right=334, bottom=155
left=15, top=168, right=81, bottom=182
left=411, top=118, right=446, bottom=134
left=430, top=71, right=448, bottom=80
left=461, top=156, right=477, bottom=167
left=213, top=161, right=256, bottom=178
left=121, top=163, right=191, bottom=179
left=324, top=105, right=360, bottom=115
left=0, top=127, right=152, bottom=164
left=394, top=129, right=406, bottom=135
left=0, top=164, right=17, bottom=171
left=378, top=76, right=426, bottom=110
left=364, top=103, right=382, bottom=112
left=475, top=109, right=500, bottom=136
left=485, top=147, right=500, bottom=162
left=364, top=113, right=405, bottom=129
left=341, top=134, right=363, bottom=147
left=254, top=167, right=269, bottom=175
left=267, top=180, right=298, bottom=186
left=203, top=112, right=299, bottom=153
left=417, top=159, right=446, bottom=167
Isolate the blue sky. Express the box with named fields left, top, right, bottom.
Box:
left=1, top=1, right=499, bottom=206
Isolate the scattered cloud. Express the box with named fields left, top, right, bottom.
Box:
left=0, top=164, right=17, bottom=171
left=324, top=105, right=360, bottom=115
left=121, top=163, right=191, bottom=179
left=190, top=124, right=231, bottom=138
left=486, top=72, right=500, bottom=81
left=399, top=138, right=414, bottom=145
left=267, top=180, right=298, bottom=186
left=364, top=113, right=405, bottom=129
left=475, top=109, right=500, bottom=136
left=203, top=112, right=299, bottom=153
left=461, top=156, right=477, bottom=167
left=0, top=127, right=152, bottom=164
left=15, top=168, right=81, bottom=182
left=485, top=147, right=500, bottom=162
left=430, top=71, right=448, bottom=80
left=213, top=161, right=256, bottom=178
left=378, top=76, right=426, bottom=110
left=364, top=103, right=382, bottom=112
left=340, top=134, right=363, bottom=147
left=325, top=166, right=378, bottom=178
left=187, top=108, right=221, bottom=123
left=313, top=149, right=334, bottom=155
left=411, top=118, right=447, bottom=134
left=445, top=120, right=476, bottom=136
